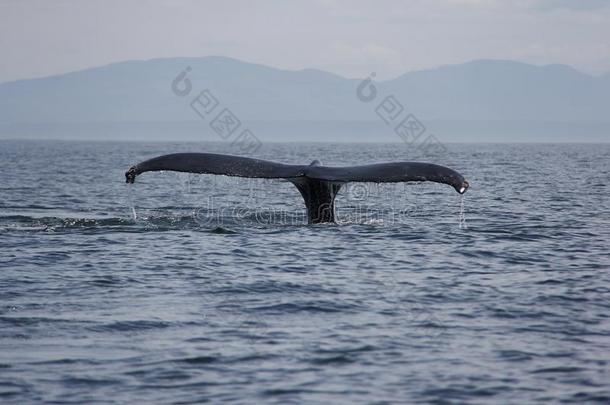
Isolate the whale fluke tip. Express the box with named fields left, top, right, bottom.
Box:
left=125, top=167, right=137, bottom=184
left=458, top=180, right=469, bottom=194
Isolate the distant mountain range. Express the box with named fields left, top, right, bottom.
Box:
left=1, top=56, right=609, bottom=142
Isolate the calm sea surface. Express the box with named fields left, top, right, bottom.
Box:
left=1, top=140, right=609, bottom=404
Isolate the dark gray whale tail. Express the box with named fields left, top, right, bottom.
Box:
left=290, top=165, right=342, bottom=223
left=125, top=153, right=469, bottom=224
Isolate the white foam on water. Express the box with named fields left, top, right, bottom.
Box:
left=458, top=194, right=468, bottom=229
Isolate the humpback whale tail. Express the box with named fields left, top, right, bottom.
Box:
left=125, top=153, right=469, bottom=224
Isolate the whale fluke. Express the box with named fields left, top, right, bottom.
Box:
left=125, top=153, right=469, bottom=224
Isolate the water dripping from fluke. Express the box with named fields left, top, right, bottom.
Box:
left=126, top=184, right=138, bottom=222
left=458, top=194, right=468, bottom=229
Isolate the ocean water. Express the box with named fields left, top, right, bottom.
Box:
left=1, top=140, right=609, bottom=404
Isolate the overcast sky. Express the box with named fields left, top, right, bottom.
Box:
left=1, top=0, right=609, bottom=83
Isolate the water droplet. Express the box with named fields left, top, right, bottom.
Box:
left=459, top=194, right=468, bottom=229
left=126, top=184, right=138, bottom=222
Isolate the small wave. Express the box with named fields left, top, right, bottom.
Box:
left=309, top=353, right=356, bottom=365
left=27, top=358, right=101, bottom=366
left=0, top=213, right=243, bottom=233
left=88, top=320, right=172, bottom=332
left=178, top=355, right=219, bottom=365
left=249, top=301, right=358, bottom=314
left=532, top=366, right=585, bottom=374
left=62, top=377, right=121, bottom=387
left=209, top=226, right=237, bottom=234
left=0, top=316, right=84, bottom=327
left=496, top=349, right=535, bottom=362
left=0, top=215, right=132, bottom=231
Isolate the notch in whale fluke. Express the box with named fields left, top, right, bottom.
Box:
left=124, top=152, right=469, bottom=223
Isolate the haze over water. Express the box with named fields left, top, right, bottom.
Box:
left=1, top=140, right=609, bottom=404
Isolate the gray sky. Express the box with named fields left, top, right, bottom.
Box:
left=1, top=0, right=609, bottom=83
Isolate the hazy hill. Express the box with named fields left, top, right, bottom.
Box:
left=0, top=57, right=365, bottom=123
left=385, top=60, right=609, bottom=122
left=1, top=56, right=608, bottom=141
